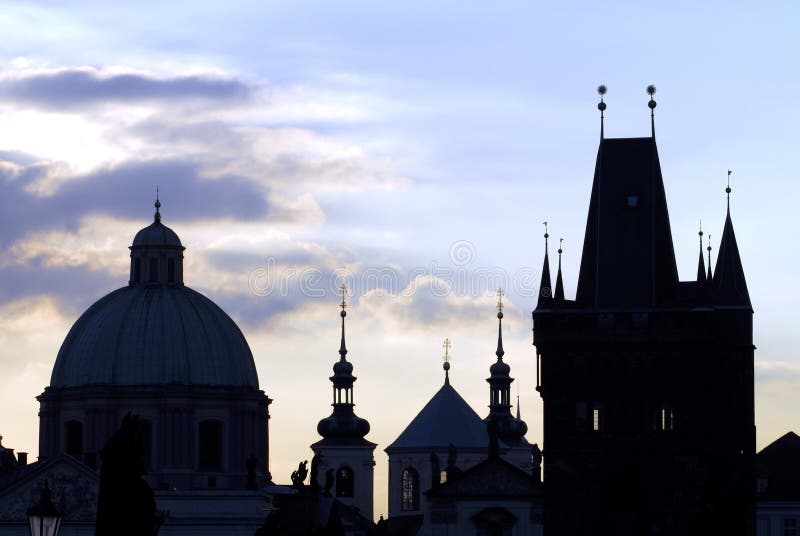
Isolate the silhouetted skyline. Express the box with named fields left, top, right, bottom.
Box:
left=0, top=1, right=798, bottom=520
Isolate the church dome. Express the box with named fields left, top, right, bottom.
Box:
left=49, top=201, right=259, bottom=389
left=50, top=285, right=259, bottom=388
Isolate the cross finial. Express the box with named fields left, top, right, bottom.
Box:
left=154, top=186, right=161, bottom=223
left=496, top=289, right=504, bottom=313
left=339, top=284, right=348, bottom=313
left=442, top=338, right=452, bottom=383
left=726, top=169, right=732, bottom=200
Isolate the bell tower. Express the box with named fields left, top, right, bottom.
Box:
left=310, top=287, right=376, bottom=519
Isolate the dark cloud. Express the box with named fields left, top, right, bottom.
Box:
left=0, top=69, right=251, bottom=109
left=0, top=261, right=119, bottom=318
left=0, top=157, right=270, bottom=249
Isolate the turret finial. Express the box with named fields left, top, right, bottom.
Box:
left=339, top=284, right=348, bottom=359
left=706, top=234, right=713, bottom=280
left=726, top=169, right=732, bottom=207
left=495, top=289, right=505, bottom=359
left=597, top=84, right=607, bottom=139
left=154, top=186, right=161, bottom=223
left=647, top=85, right=657, bottom=138
left=443, top=338, right=452, bottom=384
left=543, top=221, right=549, bottom=247
left=554, top=237, right=565, bottom=300
left=697, top=220, right=706, bottom=284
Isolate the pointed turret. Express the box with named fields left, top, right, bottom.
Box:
left=554, top=238, right=565, bottom=301
left=537, top=223, right=553, bottom=307
left=713, top=173, right=751, bottom=308
left=697, top=223, right=706, bottom=284
left=486, top=290, right=528, bottom=446
left=706, top=235, right=713, bottom=281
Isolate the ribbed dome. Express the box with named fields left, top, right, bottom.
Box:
left=50, top=284, right=259, bottom=388
left=132, top=221, right=182, bottom=248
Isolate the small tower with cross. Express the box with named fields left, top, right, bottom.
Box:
left=311, top=285, right=376, bottom=519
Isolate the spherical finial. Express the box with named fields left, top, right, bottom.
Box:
left=443, top=361, right=450, bottom=372
left=497, top=311, right=504, bottom=320
left=340, top=309, right=346, bottom=318
left=597, top=84, right=607, bottom=96
left=647, top=85, right=656, bottom=96
left=155, top=199, right=161, bottom=209
left=598, top=101, right=607, bottom=112
left=725, top=186, right=731, bottom=194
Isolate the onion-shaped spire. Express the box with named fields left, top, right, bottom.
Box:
left=317, top=286, right=370, bottom=441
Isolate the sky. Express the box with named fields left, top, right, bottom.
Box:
left=1, top=0, right=799, bottom=520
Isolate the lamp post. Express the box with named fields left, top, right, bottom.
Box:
left=27, top=482, right=61, bottom=536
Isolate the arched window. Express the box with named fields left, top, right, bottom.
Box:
left=401, top=467, right=420, bottom=511
left=167, top=258, right=175, bottom=283
left=655, top=404, right=674, bottom=431
left=336, top=466, right=354, bottom=497
left=134, top=258, right=141, bottom=282
left=198, top=420, right=223, bottom=472
left=65, top=420, right=83, bottom=461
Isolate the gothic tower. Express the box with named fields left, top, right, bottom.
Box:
left=311, top=289, right=376, bottom=519
left=532, top=88, right=755, bottom=535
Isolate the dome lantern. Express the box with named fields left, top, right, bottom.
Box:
left=129, top=197, right=185, bottom=286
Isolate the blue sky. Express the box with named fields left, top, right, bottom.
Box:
left=0, top=0, right=798, bottom=518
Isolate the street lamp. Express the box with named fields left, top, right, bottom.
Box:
left=27, top=482, right=61, bottom=536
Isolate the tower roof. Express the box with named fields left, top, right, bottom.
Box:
left=385, top=382, right=490, bottom=451
left=575, top=137, right=678, bottom=308
left=713, top=197, right=751, bottom=308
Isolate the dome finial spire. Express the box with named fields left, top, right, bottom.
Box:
left=442, top=338, right=452, bottom=385
left=647, top=85, right=657, bottom=138
left=154, top=186, right=161, bottom=223
left=697, top=220, right=706, bottom=283
left=597, top=84, right=607, bottom=140
left=496, top=288, right=505, bottom=360
left=339, top=284, right=348, bottom=359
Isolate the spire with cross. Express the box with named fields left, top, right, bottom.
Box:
left=442, top=338, right=452, bottom=384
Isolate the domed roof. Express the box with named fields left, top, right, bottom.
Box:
left=50, top=284, right=259, bottom=388
left=132, top=221, right=182, bottom=248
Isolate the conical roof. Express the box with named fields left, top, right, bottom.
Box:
left=386, top=382, right=488, bottom=451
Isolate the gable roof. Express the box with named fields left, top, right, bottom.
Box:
left=757, top=431, right=800, bottom=500
left=385, top=382, right=489, bottom=451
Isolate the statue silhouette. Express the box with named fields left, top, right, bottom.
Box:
left=95, top=413, right=165, bottom=536
left=290, top=460, right=308, bottom=490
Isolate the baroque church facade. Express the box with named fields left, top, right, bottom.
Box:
left=0, top=89, right=759, bottom=535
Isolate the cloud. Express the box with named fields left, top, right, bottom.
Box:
left=0, top=157, right=273, bottom=249
left=0, top=67, right=251, bottom=109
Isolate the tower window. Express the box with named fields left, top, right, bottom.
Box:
left=149, top=257, right=158, bottom=282
left=198, top=420, right=223, bottom=472
left=168, top=258, right=175, bottom=283
left=784, top=518, right=798, bottom=536
left=336, top=466, right=354, bottom=497
left=401, top=467, right=420, bottom=511
left=65, top=420, right=83, bottom=461
left=655, top=404, right=674, bottom=431
left=134, top=258, right=141, bottom=282
left=592, top=402, right=604, bottom=432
